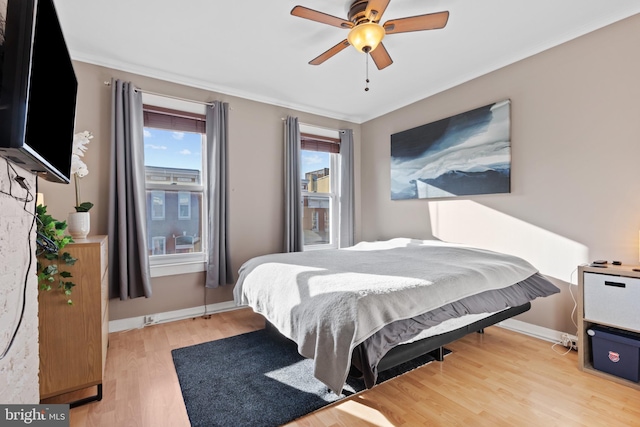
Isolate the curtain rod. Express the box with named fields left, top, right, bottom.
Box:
left=104, top=80, right=215, bottom=107
left=281, top=118, right=347, bottom=134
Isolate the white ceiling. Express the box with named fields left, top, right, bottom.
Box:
left=53, top=1, right=640, bottom=124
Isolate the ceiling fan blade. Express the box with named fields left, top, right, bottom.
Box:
left=383, top=11, right=449, bottom=34
left=309, top=39, right=351, bottom=65
left=370, top=42, right=393, bottom=70
left=365, top=0, right=390, bottom=23
left=291, top=6, right=353, bottom=29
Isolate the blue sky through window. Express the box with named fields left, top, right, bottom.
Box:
left=301, top=150, right=330, bottom=179
left=144, top=128, right=328, bottom=179
left=144, top=128, right=203, bottom=171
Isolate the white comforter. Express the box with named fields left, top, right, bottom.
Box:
left=233, top=238, right=538, bottom=394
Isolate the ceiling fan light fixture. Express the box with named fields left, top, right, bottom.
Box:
left=347, top=22, right=385, bottom=53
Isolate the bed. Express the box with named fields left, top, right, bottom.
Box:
left=234, top=238, right=560, bottom=395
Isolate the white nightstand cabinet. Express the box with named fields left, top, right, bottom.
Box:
left=578, top=264, right=640, bottom=390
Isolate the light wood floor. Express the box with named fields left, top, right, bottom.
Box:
left=63, top=308, right=640, bottom=427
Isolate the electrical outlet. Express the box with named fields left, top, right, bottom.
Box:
left=561, top=333, right=578, bottom=350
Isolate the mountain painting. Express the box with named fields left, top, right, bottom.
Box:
left=390, top=100, right=511, bottom=200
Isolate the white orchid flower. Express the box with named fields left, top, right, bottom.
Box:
left=71, top=131, right=92, bottom=176
left=71, top=131, right=93, bottom=209
left=71, top=155, right=89, bottom=177
left=72, top=131, right=93, bottom=158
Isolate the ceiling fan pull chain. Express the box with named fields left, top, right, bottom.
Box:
left=365, top=52, right=370, bottom=92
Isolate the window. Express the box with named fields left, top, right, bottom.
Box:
left=299, top=124, right=340, bottom=249
left=150, top=191, right=165, bottom=220
left=178, top=191, right=191, bottom=220
left=151, top=236, right=166, bottom=255
left=142, top=93, right=207, bottom=276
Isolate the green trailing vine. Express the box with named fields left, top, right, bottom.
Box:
left=36, top=204, right=77, bottom=305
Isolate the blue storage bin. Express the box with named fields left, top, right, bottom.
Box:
left=588, top=326, right=640, bottom=382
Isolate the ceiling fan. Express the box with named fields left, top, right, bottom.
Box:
left=291, top=0, right=450, bottom=70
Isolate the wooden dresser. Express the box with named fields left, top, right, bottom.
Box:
left=38, top=235, right=109, bottom=405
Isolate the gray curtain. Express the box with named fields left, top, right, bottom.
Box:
left=339, top=129, right=355, bottom=248
left=205, top=101, right=233, bottom=288
left=284, top=116, right=303, bottom=252
left=108, top=79, right=152, bottom=300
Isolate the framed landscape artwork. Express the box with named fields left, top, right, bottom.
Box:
left=390, top=100, right=511, bottom=200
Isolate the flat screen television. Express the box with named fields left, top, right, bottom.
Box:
left=0, top=0, right=77, bottom=184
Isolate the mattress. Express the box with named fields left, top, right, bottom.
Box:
left=234, top=238, right=560, bottom=394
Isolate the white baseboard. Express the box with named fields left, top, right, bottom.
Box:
left=108, top=300, right=240, bottom=333
left=109, top=303, right=569, bottom=346
left=497, top=318, right=565, bottom=343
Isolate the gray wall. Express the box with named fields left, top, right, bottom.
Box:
left=360, top=14, right=640, bottom=334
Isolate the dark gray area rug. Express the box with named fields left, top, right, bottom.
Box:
left=171, top=327, right=444, bottom=427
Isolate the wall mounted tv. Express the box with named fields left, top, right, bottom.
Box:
left=0, top=0, right=78, bottom=184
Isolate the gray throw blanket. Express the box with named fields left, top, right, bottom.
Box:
left=234, top=238, right=539, bottom=394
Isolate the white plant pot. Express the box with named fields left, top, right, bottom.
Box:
left=68, top=212, right=90, bottom=239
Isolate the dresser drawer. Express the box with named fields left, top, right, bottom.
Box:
left=584, top=272, right=640, bottom=332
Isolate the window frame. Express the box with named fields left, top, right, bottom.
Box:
left=142, top=93, right=208, bottom=277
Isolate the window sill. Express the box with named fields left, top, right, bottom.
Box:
left=150, top=260, right=206, bottom=278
